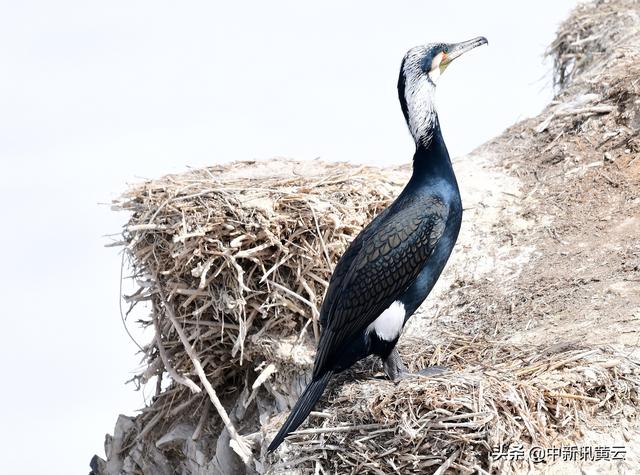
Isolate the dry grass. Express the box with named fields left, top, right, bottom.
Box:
left=265, top=336, right=639, bottom=474
left=548, top=0, right=640, bottom=90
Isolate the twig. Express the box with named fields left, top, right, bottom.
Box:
left=547, top=392, right=600, bottom=403
left=536, top=105, right=615, bottom=132
left=127, top=223, right=170, bottom=231
left=554, top=105, right=615, bottom=116
left=433, top=450, right=460, bottom=475
left=152, top=306, right=201, bottom=394
left=156, top=281, right=253, bottom=464
left=515, top=350, right=598, bottom=376
left=268, top=280, right=319, bottom=320
left=292, top=423, right=388, bottom=436
left=192, top=400, right=211, bottom=440
left=306, top=199, right=333, bottom=272
left=119, top=253, right=144, bottom=352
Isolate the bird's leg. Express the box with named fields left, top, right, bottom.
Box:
left=383, top=348, right=447, bottom=381
left=383, top=348, right=409, bottom=381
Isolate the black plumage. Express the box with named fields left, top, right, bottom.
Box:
left=268, top=36, right=487, bottom=453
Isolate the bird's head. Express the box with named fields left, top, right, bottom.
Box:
left=398, top=36, right=488, bottom=147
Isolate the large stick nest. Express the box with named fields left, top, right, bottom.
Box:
left=116, top=159, right=406, bottom=388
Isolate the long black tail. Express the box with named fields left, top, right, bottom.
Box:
left=267, top=370, right=333, bottom=453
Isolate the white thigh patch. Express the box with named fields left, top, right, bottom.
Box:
left=366, top=301, right=405, bottom=341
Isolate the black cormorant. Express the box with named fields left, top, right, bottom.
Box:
left=268, top=36, right=488, bottom=453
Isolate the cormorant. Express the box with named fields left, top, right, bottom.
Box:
left=268, top=36, right=488, bottom=453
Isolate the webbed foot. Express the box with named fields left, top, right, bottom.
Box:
left=416, top=365, right=447, bottom=377
left=383, top=348, right=408, bottom=381
left=383, top=348, right=448, bottom=382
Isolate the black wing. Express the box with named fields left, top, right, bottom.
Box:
left=313, top=195, right=448, bottom=378
left=318, top=206, right=393, bottom=330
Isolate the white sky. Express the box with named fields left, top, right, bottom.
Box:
left=0, top=1, right=576, bottom=473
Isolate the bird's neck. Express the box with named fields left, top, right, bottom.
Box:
left=409, top=118, right=457, bottom=188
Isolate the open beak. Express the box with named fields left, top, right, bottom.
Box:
left=441, top=36, right=488, bottom=68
